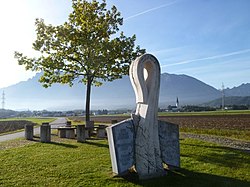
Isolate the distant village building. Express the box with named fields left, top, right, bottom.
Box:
left=166, top=97, right=181, bottom=112
left=176, top=97, right=179, bottom=108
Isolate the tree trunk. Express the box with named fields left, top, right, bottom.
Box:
left=85, top=77, right=92, bottom=122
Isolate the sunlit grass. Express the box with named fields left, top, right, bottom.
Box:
left=0, top=137, right=249, bottom=186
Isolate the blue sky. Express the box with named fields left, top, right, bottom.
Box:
left=0, top=0, right=249, bottom=89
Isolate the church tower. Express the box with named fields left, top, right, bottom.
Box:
left=176, top=97, right=179, bottom=108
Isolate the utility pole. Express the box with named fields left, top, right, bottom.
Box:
left=221, top=83, right=225, bottom=110
left=1, top=91, right=5, bottom=110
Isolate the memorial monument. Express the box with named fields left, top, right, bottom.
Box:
left=107, top=54, right=180, bottom=179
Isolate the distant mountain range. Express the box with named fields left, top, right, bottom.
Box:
left=224, top=83, right=250, bottom=96
left=0, top=72, right=249, bottom=110
left=205, top=96, right=250, bottom=107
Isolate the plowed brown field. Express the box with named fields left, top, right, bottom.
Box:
left=71, top=114, right=250, bottom=131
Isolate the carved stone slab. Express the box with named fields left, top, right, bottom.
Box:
left=106, top=119, right=135, bottom=175
left=158, top=120, right=180, bottom=168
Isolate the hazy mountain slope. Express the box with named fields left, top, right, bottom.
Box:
left=205, top=96, right=250, bottom=107
left=159, top=73, right=221, bottom=105
left=0, top=72, right=246, bottom=110
left=225, top=83, right=250, bottom=96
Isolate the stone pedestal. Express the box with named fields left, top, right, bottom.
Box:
left=86, top=121, right=94, bottom=128
left=66, top=128, right=75, bottom=139
left=97, top=125, right=106, bottom=138
left=86, top=121, right=94, bottom=136
left=58, top=127, right=76, bottom=139
left=77, top=125, right=86, bottom=142
left=66, top=121, right=72, bottom=127
left=40, top=123, right=51, bottom=143
left=58, top=128, right=66, bottom=138
left=25, top=124, right=34, bottom=140
left=85, top=128, right=90, bottom=139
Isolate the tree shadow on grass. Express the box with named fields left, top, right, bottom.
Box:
left=181, top=142, right=250, bottom=168
left=111, top=168, right=250, bottom=187
left=182, top=142, right=250, bottom=154
left=84, top=140, right=109, bottom=149
left=47, top=141, right=78, bottom=148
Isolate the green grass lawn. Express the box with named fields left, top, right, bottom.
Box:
left=0, top=137, right=249, bottom=187
left=0, top=118, right=56, bottom=135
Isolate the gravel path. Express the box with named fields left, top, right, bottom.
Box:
left=181, top=132, right=250, bottom=153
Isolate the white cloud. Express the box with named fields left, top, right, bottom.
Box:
left=124, top=0, right=179, bottom=21
left=161, top=48, right=250, bottom=67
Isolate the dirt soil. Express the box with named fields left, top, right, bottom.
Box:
left=71, top=114, right=250, bottom=131
left=159, top=115, right=250, bottom=130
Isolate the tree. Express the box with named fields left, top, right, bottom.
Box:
left=14, top=0, right=145, bottom=122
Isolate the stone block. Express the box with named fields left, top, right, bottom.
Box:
left=86, top=121, right=94, bottom=128
left=97, top=125, right=106, bottom=138
left=66, top=121, right=72, bottom=127
left=25, top=124, right=34, bottom=140
left=85, top=129, right=90, bottom=139
left=107, top=119, right=135, bottom=175
left=158, top=120, right=180, bottom=168
left=40, top=123, right=51, bottom=143
left=77, top=125, right=86, bottom=142
left=58, top=128, right=66, bottom=138
left=65, top=128, right=75, bottom=139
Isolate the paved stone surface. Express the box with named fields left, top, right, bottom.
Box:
left=0, top=127, right=40, bottom=142
left=0, top=118, right=67, bottom=142
left=181, top=133, right=250, bottom=153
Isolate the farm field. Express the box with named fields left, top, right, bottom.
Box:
left=69, top=111, right=250, bottom=141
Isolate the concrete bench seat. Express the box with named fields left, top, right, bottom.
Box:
left=58, top=127, right=76, bottom=139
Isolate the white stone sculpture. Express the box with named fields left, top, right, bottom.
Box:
left=130, top=54, right=165, bottom=178
left=107, top=54, right=180, bottom=180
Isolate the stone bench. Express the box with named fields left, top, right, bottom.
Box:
left=79, top=124, right=107, bottom=139
left=96, top=125, right=107, bottom=138
left=58, top=127, right=76, bottom=139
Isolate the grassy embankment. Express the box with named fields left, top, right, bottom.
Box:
left=0, top=118, right=56, bottom=135
left=0, top=137, right=249, bottom=186
left=0, top=117, right=56, bottom=125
